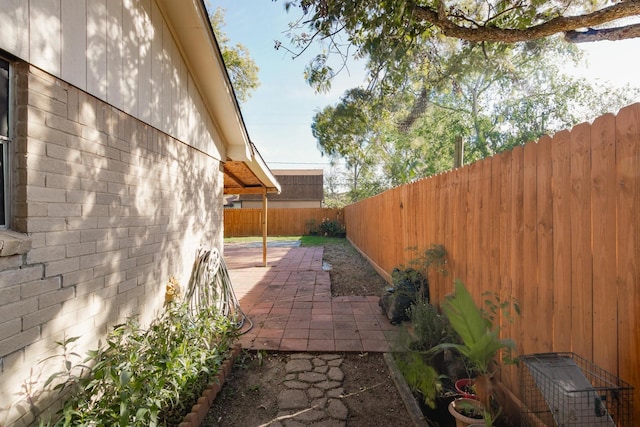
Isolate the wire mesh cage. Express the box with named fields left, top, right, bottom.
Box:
left=520, top=353, right=633, bottom=426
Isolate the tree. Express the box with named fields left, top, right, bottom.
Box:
left=310, top=37, right=639, bottom=190
left=312, top=88, right=386, bottom=200
left=209, top=7, right=260, bottom=103
left=279, top=0, right=640, bottom=91
left=293, top=0, right=639, bottom=195
left=323, top=166, right=350, bottom=208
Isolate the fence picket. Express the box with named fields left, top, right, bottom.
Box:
left=590, top=113, right=618, bottom=374
left=569, top=121, right=594, bottom=361
left=536, top=135, right=554, bottom=353
left=615, top=104, right=640, bottom=416
left=551, top=130, right=572, bottom=352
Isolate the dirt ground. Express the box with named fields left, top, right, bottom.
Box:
left=202, top=240, right=413, bottom=427
left=322, top=240, right=389, bottom=297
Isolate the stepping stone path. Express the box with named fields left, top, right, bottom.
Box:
left=272, top=353, right=349, bottom=427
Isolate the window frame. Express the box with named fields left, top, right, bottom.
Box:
left=0, top=56, right=12, bottom=229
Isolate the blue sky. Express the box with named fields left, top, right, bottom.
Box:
left=210, top=0, right=366, bottom=170
left=210, top=1, right=640, bottom=172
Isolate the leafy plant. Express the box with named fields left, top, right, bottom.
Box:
left=396, top=352, right=443, bottom=409
left=432, top=280, right=515, bottom=376
left=454, top=399, right=484, bottom=418
left=407, top=301, right=457, bottom=351
left=406, top=244, right=448, bottom=277
left=42, top=303, right=238, bottom=427
left=318, top=217, right=344, bottom=237
left=431, top=280, right=518, bottom=425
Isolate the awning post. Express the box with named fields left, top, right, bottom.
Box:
left=262, top=191, right=267, bottom=267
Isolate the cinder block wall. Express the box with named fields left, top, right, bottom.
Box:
left=0, top=64, right=224, bottom=426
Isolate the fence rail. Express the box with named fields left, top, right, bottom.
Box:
left=344, top=103, right=639, bottom=419
left=224, top=208, right=344, bottom=237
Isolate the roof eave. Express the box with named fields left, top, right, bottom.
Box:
left=155, top=0, right=251, bottom=161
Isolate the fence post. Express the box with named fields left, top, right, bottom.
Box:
left=454, top=135, right=464, bottom=168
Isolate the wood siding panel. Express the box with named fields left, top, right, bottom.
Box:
left=137, top=0, right=153, bottom=123
left=107, top=0, right=124, bottom=109
left=122, top=0, right=139, bottom=115
left=61, top=0, right=87, bottom=88
left=150, top=1, right=163, bottom=129
left=87, top=0, right=108, bottom=99
left=30, top=0, right=61, bottom=74
left=0, top=0, right=29, bottom=59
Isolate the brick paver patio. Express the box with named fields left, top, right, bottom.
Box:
left=224, top=245, right=402, bottom=353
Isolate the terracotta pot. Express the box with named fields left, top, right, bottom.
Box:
left=448, top=398, right=485, bottom=427
left=455, top=378, right=477, bottom=400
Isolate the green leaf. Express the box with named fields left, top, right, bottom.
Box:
left=441, top=280, right=488, bottom=348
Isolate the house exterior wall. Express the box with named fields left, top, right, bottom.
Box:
left=0, top=0, right=225, bottom=161
left=0, top=60, right=224, bottom=427
left=0, top=1, right=229, bottom=425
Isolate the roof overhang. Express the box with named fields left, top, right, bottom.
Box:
left=224, top=143, right=281, bottom=195
left=156, top=0, right=280, bottom=194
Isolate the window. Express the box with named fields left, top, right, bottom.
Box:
left=0, top=57, right=9, bottom=227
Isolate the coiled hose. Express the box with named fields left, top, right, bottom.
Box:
left=183, top=247, right=252, bottom=334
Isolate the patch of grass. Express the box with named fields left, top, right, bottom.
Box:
left=299, top=235, right=348, bottom=247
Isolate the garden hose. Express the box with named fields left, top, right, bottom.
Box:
left=184, top=247, right=253, bottom=334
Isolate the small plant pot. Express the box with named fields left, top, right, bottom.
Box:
left=455, top=378, right=477, bottom=400
left=448, top=398, right=485, bottom=427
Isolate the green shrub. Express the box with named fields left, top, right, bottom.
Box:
left=408, top=301, right=457, bottom=351
left=43, top=303, right=238, bottom=427
left=318, top=217, right=344, bottom=237
left=396, top=352, right=442, bottom=409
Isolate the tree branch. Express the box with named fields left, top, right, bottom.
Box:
left=565, top=22, right=640, bottom=42
left=412, top=1, right=640, bottom=43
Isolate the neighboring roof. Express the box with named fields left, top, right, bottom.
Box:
left=156, top=0, right=280, bottom=194
left=271, top=169, right=324, bottom=176
left=240, top=169, right=323, bottom=201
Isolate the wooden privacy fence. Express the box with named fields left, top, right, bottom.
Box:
left=345, top=103, right=639, bottom=418
left=224, top=208, right=344, bottom=237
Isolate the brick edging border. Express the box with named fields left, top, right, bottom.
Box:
left=178, top=343, right=243, bottom=427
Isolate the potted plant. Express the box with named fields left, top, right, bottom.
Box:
left=455, top=377, right=477, bottom=400
left=448, top=397, right=487, bottom=427
left=431, top=280, right=518, bottom=425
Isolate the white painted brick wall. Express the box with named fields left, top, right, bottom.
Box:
left=1, top=62, right=224, bottom=426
